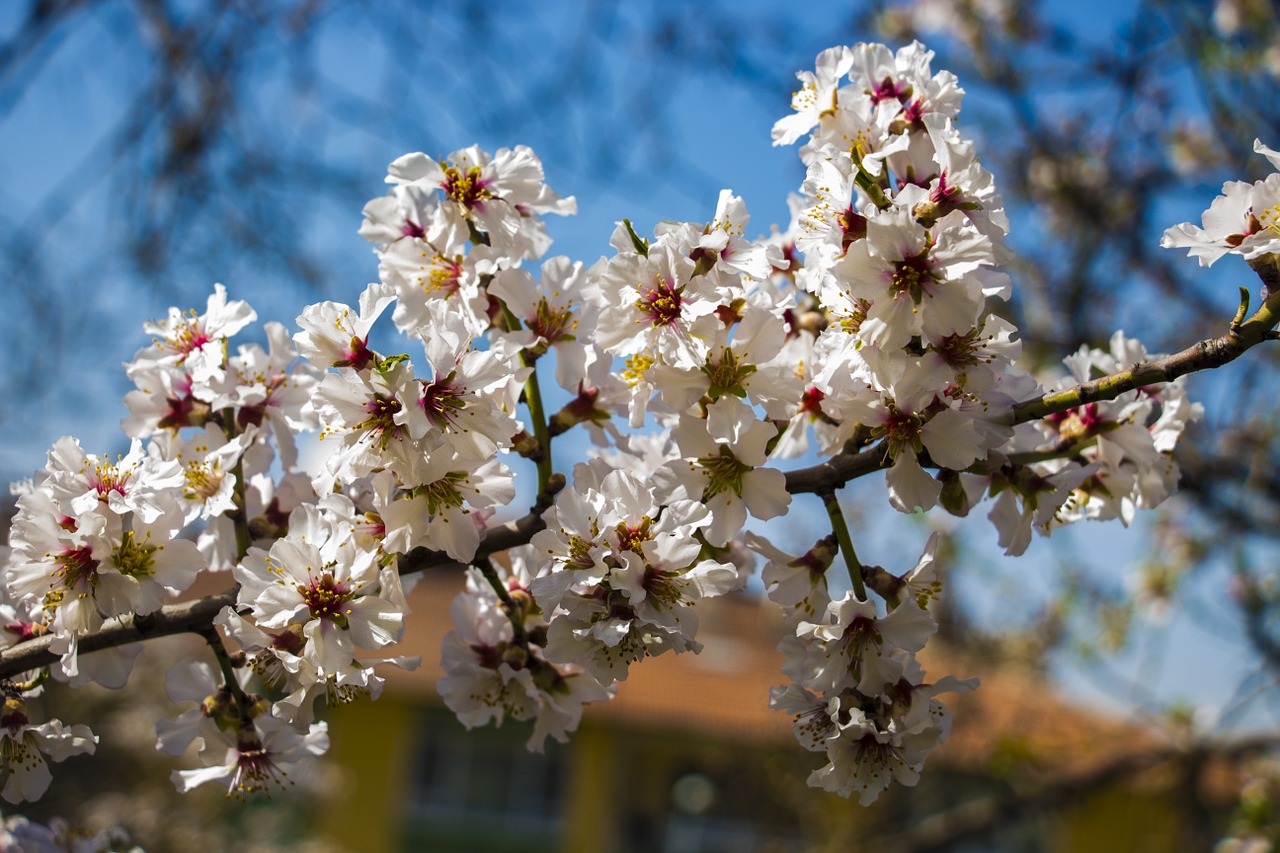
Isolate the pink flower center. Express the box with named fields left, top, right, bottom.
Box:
left=357, top=512, right=386, bottom=540
left=558, top=383, right=607, bottom=431
left=840, top=207, right=868, bottom=252
left=359, top=393, right=405, bottom=449
left=441, top=163, right=493, bottom=210
left=799, top=387, right=827, bottom=417
left=890, top=251, right=935, bottom=304
left=270, top=625, right=306, bottom=656
left=0, top=706, right=28, bottom=735
left=635, top=275, right=684, bottom=327
left=642, top=566, right=683, bottom=607
left=3, top=621, right=42, bottom=643
left=55, top=546, right=99, bottom=590
left=930, top=170, right=962, bottom=206
left=420, top=373, right=465, bottom=429
left=421, top=254, right=465, bottom=295
left=529, top=296, right=576, bottom=343
left=91, top=462, right=129, bottom=498
left=935, top=327, right=985, bottom=368
left=869, top=76, right=910, bottom=106
left=171, top=315, right=212, bottom=359
left=853, top=732, right=900, bottom=769
left=843, top=614, right=883, bottom=656
left=231, top=729, right=286, bottom=796
left=880, top=407, right=923, bottom=454
left=903, top=97, right=927, bottom=124
left=334, top=335, right=376, bottom=371
left=158, top=392, right=203, bottom=430
left=301, top=572, right=353, bottom=623
left=1047, top=403, right=1105, bottom=440
left=614, top=517, right=653, bottom=555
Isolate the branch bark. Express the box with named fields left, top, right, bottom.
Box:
left=0, top=508, right=549, bottom=678
left=1, top=288, right=1275, bottom=679
left=1011, top=282, right=1280, bottom=423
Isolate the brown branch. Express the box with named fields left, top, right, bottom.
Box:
left=780, top=283, right=1280, bottom=496
left=1011, top=282, right=1280, bottom=424
left=0, top=590, right=236, bottom=679
left=782, top=443, right=889, bottom=494
left=397, top=506, right=549, bottom=576
left=0, top=506, right=550, bottom=679
left=3, top=284, right=1275, bottom=679
left=776, top=313, right=1255, bottom=495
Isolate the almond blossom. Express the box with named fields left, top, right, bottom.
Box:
left=0, top=694, right=95, bottom=804
left=0, top=38, right=1242, bottom=814
left=171, top=713, right=329, bottom=798
left=386, top=144, right=575, bottom=259
left=1162, top=140, right=1280, bottom=267
left=657, top=396, right=791, bottom=546
left=128, top=283, right=257, bottom=384
left=233, top=504, right=407, bottom=677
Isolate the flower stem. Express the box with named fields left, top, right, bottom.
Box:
left=201, top=626, right=251, bottom=713
left=1011, top=280, right=1280, bottom=424
left=855, top=169, right=892, bottom=211
left=219, top=408, right=254, bottom=561
left=498, top=301, right=556, bottom=497
left=521, top=354, right=554, bottom=496
left=473, top=557, right=528, bottom=645
left=9, top=669, right=47, bottom=694
left=820, top=488, right=867, bottom=601
left=1232, top=286, right=1250, bottom=330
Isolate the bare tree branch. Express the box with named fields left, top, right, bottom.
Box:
left=2, top=294, right=1275, bottom=678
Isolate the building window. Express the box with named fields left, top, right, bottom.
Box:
left=407, top=716, right=566, bottom=845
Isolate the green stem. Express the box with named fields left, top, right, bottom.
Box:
left=230, top=457, right=253, bottom=561
left=219, top=409, right=254, bottom=561
left=1231, top=286, right=1250, bottom=330
left=10, top=669, right=48, bottom=693
left=498, top=301, right=555, bottom=497
left=522, top=353, right=554, bottom=496
left=201, top=626, right=251, bottom=712
left=473, top=557, right=528, bottom=645
left=1011, top=280, right=1280, bottom=425
left=855, top=169, right=893, bottom=211
left=820, top=488, right=868, bottom=601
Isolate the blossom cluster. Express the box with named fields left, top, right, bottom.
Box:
left=1161, top=140, right=1280, bottom=268
left=0, top=38, right=1245, bottom=812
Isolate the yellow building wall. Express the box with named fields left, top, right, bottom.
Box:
left=320, top=694, right=420, bottom=853
left=561, top=723, right=616, bottom=853
left=1055, top=787, right=1184, bottom=853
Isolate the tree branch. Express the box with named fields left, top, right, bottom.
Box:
left=0, top=590, right=236, bottom=679
left=1010, top=284, right=1280, bottom=424
left=0, top=505, right=551, bottom=679
left=3, top=285, right=1275, bottom=679
left=781, top=285, right=1280, bottom=495
left=782, top=443, right=888, bottom=494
